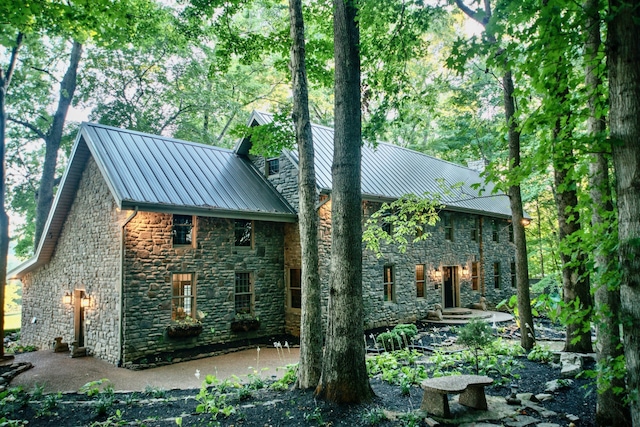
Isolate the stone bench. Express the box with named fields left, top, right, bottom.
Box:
left=420, top=374, right=493, bottom=418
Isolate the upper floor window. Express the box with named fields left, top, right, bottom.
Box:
left=511, top=261, right=517, bottom=288
left=444, top=214, right=453, bottom=241
left=234, top=219, right=252, bottom=247
left=173, top=215, right=194, bottom=246
left=471, top=217, right=479, bottom=241
left=172, top=273, right=195, bottom=320
left=415, top=264, right=425, bottom=298
left=509, top=224, right=514, bottom=243
left=471, top=261, right=480, bottom=291
left=289, top=268, right=302, bottom=309
left=235, top=272, right=253, bottom=315
left=492, top=220, right=500, bottom=243
left=267, top=158, right=280, bottom=176
left=493, top=262, right=501, bottom=289
left=384, top=265, right=395, bottom=302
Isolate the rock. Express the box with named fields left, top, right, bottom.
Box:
left=536, top=424, right=561, bottom=427
left=503, top=415, right=540, bottom=427
left=535, top=393, right=554, bottom=402
left=560, top=352, right=583, bottom=378
left=424, top=417, right=439, bottom=427
left=566, top=414, right=580, bottom=422
left=544, top=379, right=573, bottom=392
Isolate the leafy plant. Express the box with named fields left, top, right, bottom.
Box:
left=303, top=406, right=325, bottom=426
left=457, top=318, right=496, bottom=374
left=194, top=375, right=236, bottom=421
left=143, top=385, right=167, bottom=399
left=361, top=407, right=387, bottom=425
left=79, top=379, right=112, bottom=397
left=270, top=364, right=298, bottom=391
left=89, top=409, right=125, bottom=426
left=527, top=344, right=555, bottom=363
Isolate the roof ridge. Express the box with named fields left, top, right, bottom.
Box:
left=81, top=122, right=234, bottom=154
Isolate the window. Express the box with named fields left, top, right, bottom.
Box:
left=289, top=268, right=302, bottom=309
left=384, top=265, right=394, bottom=302
left=415, top=264, right=425, bottom=298
left=267, top=158, right=280, bottom=176
left=444, top=214, right=453, bottom=241
left=492, top=220, right=499, bottom=242
left=234, top=219, right=252, bottom=247
left=173, top=215, right=193, bottom=246
left=511, top=261, right=516, bottom=288
left=172, top=273, right=194, bottom=320
left=493, top=262, right=501, bottom=289
left=471, top=262, right=480, bottom=291
left=509, top=224, right=514, bottom=243
left=235, top=272, right=253, bottom=315
left=471, top=217, right=479, bottom=241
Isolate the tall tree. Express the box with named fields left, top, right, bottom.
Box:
left=454, top=0, right=535, bottom=350
left=315, top=0, right=373, bottom=403
left=608, top=0, right=640, bottom=423
left=288, top=0, right=323, bottom=389
left=583, top=0, right=629, bottom=423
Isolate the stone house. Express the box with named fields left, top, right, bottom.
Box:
left=9, top=112, right=519, bottom=366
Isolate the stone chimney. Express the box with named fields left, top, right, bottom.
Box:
left=467, top=159, right=489, bottom=173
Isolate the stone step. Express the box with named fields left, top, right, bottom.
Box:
left=442, top=308, right=472, bottom=316
left=442, top=312, right=493, bottom=321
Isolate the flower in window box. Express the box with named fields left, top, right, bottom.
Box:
left=166, top=312, right=206, bottom=338
left=231, top=313, right=260, bottom=332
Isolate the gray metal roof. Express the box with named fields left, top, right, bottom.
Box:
left=9, top=123, right=296, bottom=279
left=244, top=111, right=514, bottom=219
left=82, top=123, right=296, bottom=218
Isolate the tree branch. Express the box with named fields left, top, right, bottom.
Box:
left=7, top=116, right=46, bottom=140
left=1, top=32, right=24, bottom=91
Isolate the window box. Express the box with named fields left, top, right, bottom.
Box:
left=166, top=322, right=203, bottom=338
left=231, top=318, right=260, bottom=333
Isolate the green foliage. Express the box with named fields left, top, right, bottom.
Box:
left=238, top=107, right=295, bottom=158
left=89, top=409, right=125, bottom=427
left=360, top=407, right=387, bottom=425
left=457, top=319, right=497, bottom=375
left=303, top=406, right=325, bottom=426
left=79, top=379, right=112, bottom=397
left=527, top=344, right=555, bottom=364
left=364, top=193, right=443, bottom=257
left=270, top=364, right=298, bottom=391
left=143, top=385, right=167, bottom=399
left=194, top=375, right=236, bottom=420
left=375, top=324, right=419, bottom=351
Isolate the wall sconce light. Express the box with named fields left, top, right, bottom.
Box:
left=81, top=295, right=91, bottom=308
left=432, top=267, right=442, bottom=281
left=522, top=218, right=531, bottom=226
left=63, top=292, right=72, bottom=305
left=462, top=265, right=470, bottom=279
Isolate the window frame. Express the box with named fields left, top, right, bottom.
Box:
left=383, top=265, right=395, bottom=303
left=234, top=219, right=253, bottom=248
left=444, top=214, right=454, bottom=241
left=288, top=268, right=302, bottom=310
left=509, top=224, right=514, bottom=243
left=172, top=214, right=195, bottom=247
left=471, top=261, right=480, bottom=291
left=267, top=157, right=280, bottom=176
left=511, top=261, right=516, bottom=288
left=471, top=217, right=479, bottom=242
left=172, top=273, right=195, bottom=320
left=415, top=264, right=425, bottom=298
left=492, top=220, right=500, bottom=243
left=234, top=272, right=254, bottom=315
left=493, top=262, right=501, bottom=289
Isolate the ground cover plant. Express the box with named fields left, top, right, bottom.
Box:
left=0, top=321, right=598, bottom=426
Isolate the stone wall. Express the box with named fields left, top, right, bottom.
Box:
left=20, top=158, right=125, bottom=364
left=121, top=213, right=286, bottom=364
left=252, top=153, right=300, bottom=211
left=283, top=223, right=301, bottom=335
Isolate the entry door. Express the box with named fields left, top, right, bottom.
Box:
left=73, top=289, right=86, bottom=347
left=443, top=266, right=459, bottom=308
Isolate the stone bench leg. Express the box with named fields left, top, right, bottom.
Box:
left=458, top=385, right=488, bottom=410
left=421, top=391, right=450, bottom=418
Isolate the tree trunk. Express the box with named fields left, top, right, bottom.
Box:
left=34, top=41, right=83, bottom=247
left=315, top=0, right=373, bottom=403
left=455, top=0, right=535, bottom=351
left=583, top=0, right=630, bottom=423
left=288, top=0, right=323, bottom=390
left=540, top=0, right=593, bottom=354
left=503, top=70, right=535, bottom=351
left=0, top=32, right=24, bottom=359
left=608, top=0, right=640, bottom=424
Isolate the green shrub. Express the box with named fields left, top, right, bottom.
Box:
left=376, top=331, right=402, bottom=351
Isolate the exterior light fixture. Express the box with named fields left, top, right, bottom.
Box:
left=432, top=267, right=442, bottom=281
left=522, top=218, right=531, bottom=226
left=462, top=265, right=470, bottom=279
left=81, top=295, right=91, bottom=308
left=63, top=292, right=72, bottom=305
